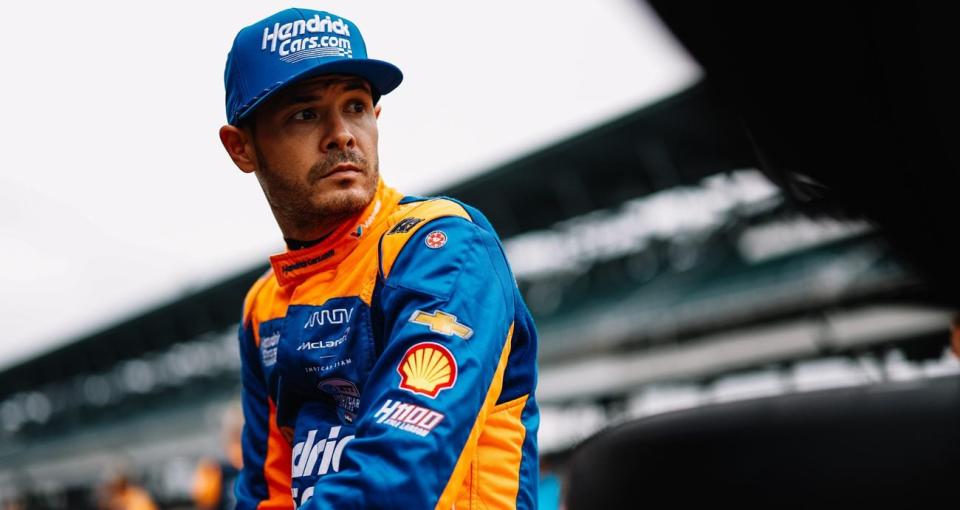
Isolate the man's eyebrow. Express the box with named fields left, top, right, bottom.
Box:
left=283, top=79, right=372, bottom=106
left=286, top=93, right=323, bottom=105
left=342, top=80, right=372, bottom=93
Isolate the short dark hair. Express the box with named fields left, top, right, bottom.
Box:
left=236, top=115, right=256, bottom=135
left=234, top=77, right=380, bottom=131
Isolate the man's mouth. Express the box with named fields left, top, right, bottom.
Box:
left=307, top=154, right=367, bottom=184
left=324, top=163, right=362, bottom=178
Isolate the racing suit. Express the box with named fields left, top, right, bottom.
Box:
left=235, top=179, right=539, bottom=509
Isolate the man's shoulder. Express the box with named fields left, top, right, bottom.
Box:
left=379, top=195, right=518, bottom=304
left=391, top=194, right=469, bottom=219
left=241, top=267, right=276, bottom=323
left=379, top=195, right=500, bottom=275
left=386, top=195, right=500, bottom=237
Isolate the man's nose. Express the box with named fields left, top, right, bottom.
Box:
left=323, top=115, right=356, bottom=152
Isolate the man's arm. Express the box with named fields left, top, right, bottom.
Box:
left=235, top=313, right=294, bottom=510
left=301, top=214, right=519, bottom=509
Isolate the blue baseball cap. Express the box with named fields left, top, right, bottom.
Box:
left=224, top=8, right=403, bottom=125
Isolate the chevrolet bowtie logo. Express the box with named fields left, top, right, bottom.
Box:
left=408, top=310, right=473, bottom=340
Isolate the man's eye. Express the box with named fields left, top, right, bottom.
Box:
left=292, top=110, right=317, bottom=121
left=346, top=101, right=366, bottom=114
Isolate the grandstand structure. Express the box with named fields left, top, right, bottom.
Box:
left=1, top=81, right=954, bottom=507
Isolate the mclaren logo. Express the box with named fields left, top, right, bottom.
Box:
left=408, top=310, right=473, bottom=339
left=297, top=328, right=348, bottom=351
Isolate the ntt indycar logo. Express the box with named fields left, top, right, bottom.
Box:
left=261, top=14, right=353, bottom=63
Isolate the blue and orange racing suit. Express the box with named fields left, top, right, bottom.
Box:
left=235, top=179, right=539, bottom=509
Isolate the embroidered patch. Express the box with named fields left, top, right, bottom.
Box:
left=374, top=399, right=445, bottom=437
left=260, top=331, right=280, bottom=366
left=388, top=217, right=424, bottom=235
left=409, top=310, right=473, bottom=340
left=397, top=342, right=457, bottom=398
left=281, top=249, right=335, bottom=273
left=318, top=378, right=361, bottom=423
left=424, top=230, right=447, bottom=249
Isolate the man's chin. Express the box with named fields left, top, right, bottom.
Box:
left=312, top=186, right=375, bottom=217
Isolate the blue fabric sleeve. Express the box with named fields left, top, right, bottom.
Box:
left=300, top=216, right=516, bottom=509
left=235, top=321, right=271, bottom=509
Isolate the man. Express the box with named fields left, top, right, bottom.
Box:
left=218, top=8, right=539, bottom=510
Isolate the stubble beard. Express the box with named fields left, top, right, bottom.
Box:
left=256, top=147, right=379, bottom=234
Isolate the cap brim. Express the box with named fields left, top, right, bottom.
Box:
left=232, top=59, right=402, bottom=125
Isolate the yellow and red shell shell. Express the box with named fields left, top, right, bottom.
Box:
left=397, top=342, right=458, bottom=398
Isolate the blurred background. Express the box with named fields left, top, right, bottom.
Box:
left=2, top=1, right=958, bottom=509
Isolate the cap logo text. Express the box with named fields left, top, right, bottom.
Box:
left=261, top=15, right=353, bottom=62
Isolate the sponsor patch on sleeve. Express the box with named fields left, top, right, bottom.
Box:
left=388, top=217, right=424, bottom=235
left=260, top=331, right=280, bottom=367
left=424, top=230, right=447, bottom=249
left=408, top=309, right=473, bottom=339
left=397, top=342, right=457, bottom=398
left=374, top=399, right=445, bottom=437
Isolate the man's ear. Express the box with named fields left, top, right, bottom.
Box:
left=374, top=104, right=382, bottom=119
left=219, top=125, right=257, bottom=174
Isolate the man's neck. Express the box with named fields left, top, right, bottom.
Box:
left=272, top=179, right=385, bottom=250
left=284, top=235, right=330, bottom=250
left=274, top=209, right=353, bottom=247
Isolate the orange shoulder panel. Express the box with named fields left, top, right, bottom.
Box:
left=242, top=269, right=274, bottom=324
left=379, top=199, right=472, bottom=279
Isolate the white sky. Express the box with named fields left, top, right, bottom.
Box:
left=0, top=1, right=699, bottom=370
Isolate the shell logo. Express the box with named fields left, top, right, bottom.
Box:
left=397, top=342, right=458, bottom=398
